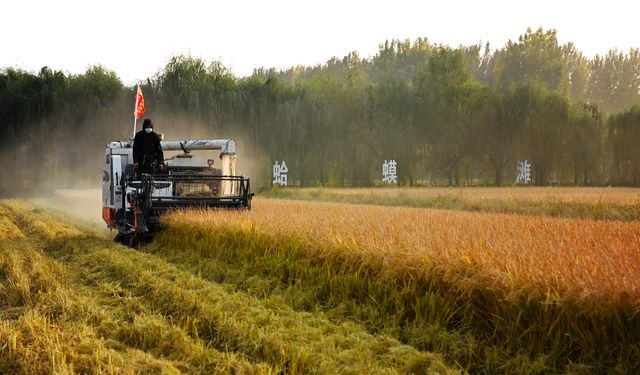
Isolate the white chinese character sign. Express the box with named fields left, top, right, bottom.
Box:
left=515, top=160, right=532, bottom=184
left=382, top=160, right=398, bottom=184
left=272, top=161, right=288, bottom=186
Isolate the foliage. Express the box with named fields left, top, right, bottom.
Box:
left=608, top=104, right=640, bottom=184
left=2, top=28, right=640, bottom=194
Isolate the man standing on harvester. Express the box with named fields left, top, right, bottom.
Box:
left=133, top=118, right=164, bottom=176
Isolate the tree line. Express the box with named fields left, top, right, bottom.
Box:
left=1, top=28, right=640, bottom=195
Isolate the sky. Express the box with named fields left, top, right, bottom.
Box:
left=1, top=0, right=638, bottom=85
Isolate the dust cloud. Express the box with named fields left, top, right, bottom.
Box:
left=30, top=188, right=108, bottom=231
left=4, top=113, right=269, bottom=229
left=145, top=113, right=271, bottom=186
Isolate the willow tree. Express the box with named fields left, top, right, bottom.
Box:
left=415, top=47, right=483, bottom=185
left=609, top=105, right=640, bottom=185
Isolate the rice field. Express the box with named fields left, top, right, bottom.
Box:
left=165, top=199, right=640, bottom=301
left=0, top=201, right=454, bottom=374
left=157, top=197, right=640, bottom=372
left=303, top=186, right=640, bottom=205
left=2, top=190, right=640, bottom=373
left=263, top=186, right=640, bottom=220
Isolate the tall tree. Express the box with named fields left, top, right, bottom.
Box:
left=494, top=28, right=569, bottom=95
left=415, top=47, right=482, bottom=185
left=608, top=105, right=640, bottom=185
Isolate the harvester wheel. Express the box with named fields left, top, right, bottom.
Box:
left=113, top=232, right=131, bottom=246
left=129, top=233, right=141, bottom=248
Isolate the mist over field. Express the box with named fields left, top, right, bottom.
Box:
left=29, top=189, right=104, bottom=226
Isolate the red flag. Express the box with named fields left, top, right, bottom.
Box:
left=134, top=85, right=145, bottom=119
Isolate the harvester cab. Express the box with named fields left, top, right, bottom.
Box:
left=102, top=138, right=253, bottom=246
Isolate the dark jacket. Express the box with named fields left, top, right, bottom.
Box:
left=133, top=130, right=164, bottom=169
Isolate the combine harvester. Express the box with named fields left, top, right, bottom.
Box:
left=102, top=138, right=253, bottom=246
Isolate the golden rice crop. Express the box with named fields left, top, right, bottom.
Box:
left=166, top=198, right=640, bottom=302
left=0, top=201, right=456, bottom=374
left=0, top=207, right=24, bottom=241
left=157, top=197, right=640, bottom=371
left=265, top=186, right=640, bottom=220
left=319, top=186, right=640, bottom=205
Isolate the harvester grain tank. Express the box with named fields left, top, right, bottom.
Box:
left=102, top=138, right=253, bottom=245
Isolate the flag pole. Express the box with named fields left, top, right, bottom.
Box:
left=132, top=83, right=140, bottom=140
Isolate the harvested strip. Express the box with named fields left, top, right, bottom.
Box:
left=0, top=207, right=24, bottom=240
left=0, top=204, right=270, bottom=374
